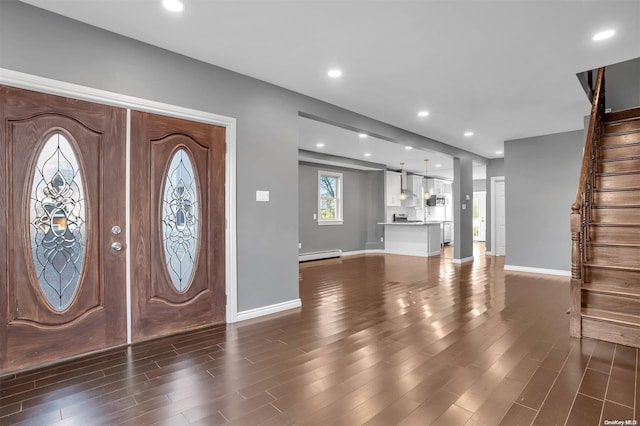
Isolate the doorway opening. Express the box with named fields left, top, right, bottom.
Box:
left=473, top=191, right=486, bottom=241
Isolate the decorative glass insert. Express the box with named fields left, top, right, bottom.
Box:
left=30, top=133, right=86, bottom=311
left=162, top=148, right=199, bottom=291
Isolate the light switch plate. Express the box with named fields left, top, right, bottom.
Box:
left=256, top=190, right=269, bottom=202
left=462, top=203, right=466, bottom=210
left=466, top=194, right=470, bottom=200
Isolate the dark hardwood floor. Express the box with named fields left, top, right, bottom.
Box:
left=1, top=245, right=638, bottom=425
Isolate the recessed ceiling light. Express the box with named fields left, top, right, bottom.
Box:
left=417, top=111, right=429, bottom=117
left=364, top=153, right=372, bottom=157
left=435, top=164, right=441, bottom=168
left=405, top=146, right=413, bottom=150
left=593, top=30, right=615, bottom=41
left=464, top=131, right=474, bottom=137
left=328, top=69, right=342, bottom=78
left=496, top=150, right=503, bottom=155
left=316, top=143, right=325, bottom=148
left=358, top=133, right=368, bottom=138
left=162, top=0, right=184, bottom=12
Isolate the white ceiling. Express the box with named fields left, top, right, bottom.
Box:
left=22, top=0, right=640, bottom=163
left=299, top=116, right=486, bottom=180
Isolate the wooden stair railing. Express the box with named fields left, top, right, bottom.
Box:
left=570, top=67, right=605, bottom=338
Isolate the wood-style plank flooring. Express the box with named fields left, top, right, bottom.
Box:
left=1, top=245, right=639, bottom=425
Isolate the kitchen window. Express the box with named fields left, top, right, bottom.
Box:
left=318, top=170, right=343, bottom=225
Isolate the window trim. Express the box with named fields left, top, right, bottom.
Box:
left=317, top=170, right=343, bottom=225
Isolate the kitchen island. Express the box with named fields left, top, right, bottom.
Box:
left=378, top=222, right=442, bottom=257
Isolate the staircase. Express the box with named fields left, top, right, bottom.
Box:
left=571, top=71, right=640, bottom=345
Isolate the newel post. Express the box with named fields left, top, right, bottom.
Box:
left=570, top=203, right=582, bottom=337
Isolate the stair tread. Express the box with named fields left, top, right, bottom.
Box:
left=588, top=242, right=640, bottom=248
left=585, top=263, right=640, bottom=273
left=594, top=186, right=640, bottom=191
left=590, top=222, right=640, bottom=227
left=582, top=284, right=640, bottom=298
left=605, top=106, right=640, bottom=122
left=597, top=171, right=640, bottom=177
left=582, top=308, right=640, bottom=327
left=598, top=156, right=640, bottom=163
left=591, top=204, right=640, bottom=209
left=603, top=130, right=640, bottom=138
left=599, top=141, right=640, bottom=149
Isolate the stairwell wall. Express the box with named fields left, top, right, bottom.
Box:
left=504, top=130, right=585, bottom=272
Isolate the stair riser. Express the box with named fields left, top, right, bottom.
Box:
left=604, top=120, right=640, bottom=134
left=587, top=245, right=640, bottom=268
left=593, top=190, right=640, bottom=205
left=599, top=158, right=640, bottom=173
left=591, top=208, right=640, bottom=223
left=606, top=108, right=640, bottom=122
left=596, top=173, right=640, bottom=188
left=600, top=132, right=640, bottom=146
left=582, top=291, right=640, bottom=313
left=584, top=267, right=640, bottom=289
left=582, top=318, right=640, bottom=348
left=599, top=145, right=640, bottom=160
left=589, top=227, right=640, bottom=244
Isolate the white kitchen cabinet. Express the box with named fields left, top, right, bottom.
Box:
left=443, top=181, right=452, bottom=195
left=425, top=178, right=451, bottom=196
left=386, top=171, right=402, bottom=206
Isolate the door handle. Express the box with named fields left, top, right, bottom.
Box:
left=111, top=242, right=124, bottom=252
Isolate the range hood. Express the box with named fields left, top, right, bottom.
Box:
left=401, top=170, right=418, bottom=199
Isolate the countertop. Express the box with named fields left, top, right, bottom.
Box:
left=377, top=221, right=441, bottom=226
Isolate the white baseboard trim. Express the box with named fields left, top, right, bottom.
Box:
left=236, top=299, right=302, bottom=322
left=485, top=251, right=494, bottom=255
left=452, top=256, right=474, bottom=264
left=384, top=249, right=440, bottom=258
left=343, top=249, right=386, bottom=257
left=298, top=250, right=342, bottom=262
left=504, top=265, right=571, bottom=277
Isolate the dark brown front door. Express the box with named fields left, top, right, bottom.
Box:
left=0, top=86, right=127, bottom=374
left=130, top=111, right=226, bottom=341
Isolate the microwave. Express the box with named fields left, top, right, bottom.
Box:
left=426, top=195, right=446, bottom=206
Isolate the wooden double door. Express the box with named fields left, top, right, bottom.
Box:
left=0, top=87, right=225, bottom=374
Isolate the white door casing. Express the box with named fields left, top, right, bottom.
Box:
left=491, top=177, right=506, bottom=256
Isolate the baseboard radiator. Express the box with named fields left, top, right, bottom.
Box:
left=298, top=249, right=342, bottom=262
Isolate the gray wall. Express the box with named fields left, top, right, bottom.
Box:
left=453, top=157, right=474, bottom=260
left=0, top=1, right=485, bottom=312
left=0, top=1, right=299, bottom=312
left=485, top=158, right=505, bottom=252
left=298, top=162, right=384, bottom=253
left=504, top=130, right=584, bottom=271
left=605, top=57, right=640, bottom=111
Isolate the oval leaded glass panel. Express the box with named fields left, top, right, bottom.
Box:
left=30, top=133, right=86, bottom=311
left=162, top=148, right=199, bottom=292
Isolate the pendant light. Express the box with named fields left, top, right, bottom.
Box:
left=399, top=162, right=407, bottom=201
left=423, top=160, right=431, bottom=201
left=422, top=160, right=431, bottom=207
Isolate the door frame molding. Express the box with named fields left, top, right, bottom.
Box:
left=0, top=68, right=239, bottom=329
left=490, top=176, right=505, bottom=256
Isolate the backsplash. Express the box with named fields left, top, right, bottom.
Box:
left=386, top=206, right=448, bottom=222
